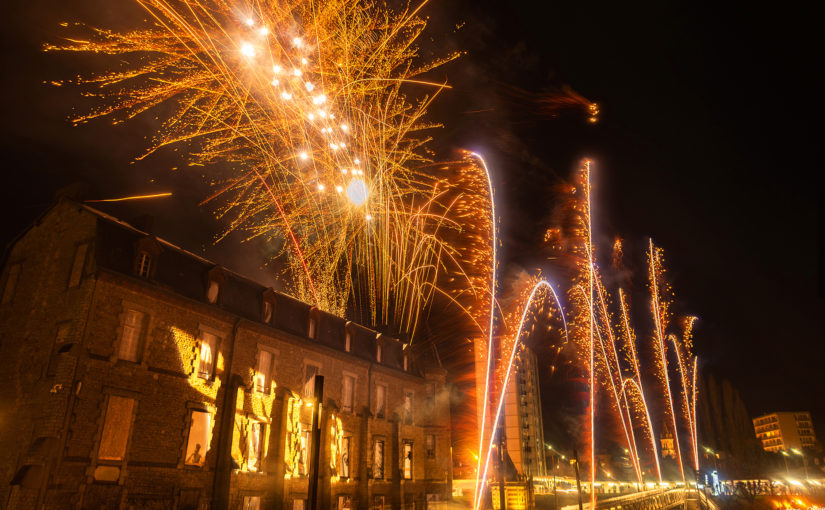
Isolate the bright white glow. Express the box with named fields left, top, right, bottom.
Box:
left=341, top=169, right=348, bottom=174
left=271, top=79, right=279, bottom=86
left=272, top=65, right=282, bottom=74
left=330, top=143, right=338, bottom=150
left=335, top=185, right=343, bottom=193
left=340, top=124, right=349, bottom=132
left=339, top=142, right=346, bottom=148
left=318, top=110, right=327, bottom=118
left=292, top=37, right=302, bottom=47
left=305, top=81, right=314, bottom=92
left=301, top=58, right=308, bottom=65
left=281, top=91, right=292, bottom=100
left=299, top=152, right=308, bottom=160
left=240, top=43, right=255, bottom=57
left=313, top=95, right=326, bottom=105
left=354, top=158, right=360, bottom=165
left=365, top=214, right=372, bottom=221
left=307, top=113, right=315, bottom=121
left=292, top=68, right=302, bottom=77
left=317, top=184, right=325, bottom=191
left=346, top=178, right=368, bottom=206
left=258, top=27, right=269, bottom=36
left=245, top=18, right=255, bottom=26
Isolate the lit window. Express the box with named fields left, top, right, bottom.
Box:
left=373, top=439, right=384, bottom=479
left=338, top=495, right=352, bottom=510
left=403, top=441, right=413, bottom=479
left=243, top=497, right=261, bottom=510
left=136, top=252, right=151, bottom=279
left=68, top=243, right=88, bottom=287
left=426, top=434, right=435, bottom=458
left=403, top=391, right=413, bottom=425
left=342, top=375, right=355, bottom=412
left=98, top=396, right=135, bottom=460
left=185, top=410, right=212, bottom=466
left=300, top=429, right=311, bottom=475
left=247, top=420, right=264, bottom=472
left=341, top=436, right=351, bottom=479
left=206, top=280, right=220, bottom=304
left=197, top=332, right=218, bottom=379
left=118, top=309, right=145, bottom=362
left=375, top=385, right=386, bottom=419
left=2, top=263, right=21, bottom=304
left=255, top=349, right=274, bottom=393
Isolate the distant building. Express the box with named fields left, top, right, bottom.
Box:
left=0, top=200, right=451, bottom=510
left=502, top=346, right=546, bottom=479
left=661, top=424, right=676, bottom=459
left=753, top=412, right=816, bottom=453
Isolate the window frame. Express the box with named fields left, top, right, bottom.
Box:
left=117, top=307, right=147, bottom=363
left=255, top=345, right=278, bottom=393
left=197, top=331, right=219, bottom=380
left=402, top=440, right=413, bottom=480
left=183, top=407, right=213, bottom=468
left=341, top=373, right=356, bottom=413
left=373, top=438, right=385, bottom=480
left=375, top=383, right=387, bottom=419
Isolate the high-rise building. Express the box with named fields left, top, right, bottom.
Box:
left=502, top=346, right=546, bottom=479
left=0, top=199, right=452, bottom=510
left=752, top=412, right=817, bottom=453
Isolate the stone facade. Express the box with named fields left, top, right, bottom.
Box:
left=0, top=200, right=451, bottom=510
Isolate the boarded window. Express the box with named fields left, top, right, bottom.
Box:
left=98, top=396, right=135, bottom=461
left=185, top=410, right=211, bottom=466
left=68, top=244, right=88, bottom=287
left=342, top=375, right=354, bottom=412
left=2, top=263, right=20, bottom=304
left=255, top=349, right=273, bottom=393
left=197, top=332, right=217, bottom=379
left=118, top=309, right=144, bottom=362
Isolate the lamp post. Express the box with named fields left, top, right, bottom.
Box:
left=780, top=450, right=790, bottom=476
left=791, top=448, right=809, bottom=481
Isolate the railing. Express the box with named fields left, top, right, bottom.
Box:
left=561, top=487, right=710, bottom=510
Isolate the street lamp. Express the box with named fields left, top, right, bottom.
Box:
left=780, top=450, right=790, bottom=476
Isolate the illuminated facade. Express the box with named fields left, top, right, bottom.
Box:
left=753, top=412, right=817, bottom=453
left=502, top=347, right=546, bottom=479
left=0, top=200, right=451, bottom=510
left=660, top=425, right=676, bottom=459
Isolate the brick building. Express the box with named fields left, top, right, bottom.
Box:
left=0, top=200, right=451, bottom=510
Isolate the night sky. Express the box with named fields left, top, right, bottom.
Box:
left=2, top=0, right=821, bottom=444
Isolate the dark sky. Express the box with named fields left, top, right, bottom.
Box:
left=2, top=0, right=822, bottom=443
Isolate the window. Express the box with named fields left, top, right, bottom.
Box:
left=263, top=301, right=273, bottom=323
left=300, top=429, right=311, bottom=475
left=206, top=280, right=220, bottom=304
left=341, top=436, right=351, bottom=479
left=403, top=441, right=413, bottom=479
left=136, top=251, right=151, bottom=279
left=243, top=497, right=261, bottom=510
left=345, top=330, right=352, bottom=352
left=118, top=309, right=145, bottom=362
left=308, top=311, right=318, bottom=339
left=292, top=499, right=306, bottom=510
left=403, top=391, right=413, bottom=425
left=197, top=332, right=217, bottom=379
left=98, top=396, right=135, bottom=461
left=426, top=384, right=435, bottom=406
left=338, top=496, right=352, bottom=510
left=375, top=384, right=386, bottom=419
left=304, top=364, right=320, bottom=398
left=373, top=495, right=385, bottom=510
left=426, top=434, right=435, bottom=458
left=342, top=375, right=355, bottom=413
left=373, top=439, right=385, bottom=479
left=403, top=353, right=409, bottom=371
left=68, top=243, right=88, bottom=287
left=426, top=494, right=440, bottom=510
left=376, top=342, right=383, bottom=363
left=47, top=323, right=72, bottom=377
left=2, top=263, right=20, bottom=304
left=185, top=410, right=211, bottom=466
left=255, top=349, right=274, bottom=393
left=247, top=420, right=264, bottom=472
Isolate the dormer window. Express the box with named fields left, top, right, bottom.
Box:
left=207, top=281, right=220, bottom=304
left=376, top=342, right=383, bottom=363
left=133, top=236, right=162, bottom=280
left=205, top=266, right=225, bottom=305
left=403, top=353, right=409, bottom=372
left=308, top=308, right=319, bottom=340
left=261, top=288, right=276, bottom=324
left=137, top=252, right=151, bottom=279
left=345, top=330, right=352, bottom=353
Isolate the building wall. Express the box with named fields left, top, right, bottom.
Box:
left=503, top=347, right=546, bottom=479
left=753, top=411, right=817, bottom=453
left=0, top=201, right=452, bottom=510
